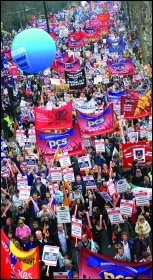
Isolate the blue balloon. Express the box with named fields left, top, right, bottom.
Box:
left=11, top=28, right=56, bottom=74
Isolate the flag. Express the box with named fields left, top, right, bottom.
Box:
left=54, top=146, right=62, bottom=161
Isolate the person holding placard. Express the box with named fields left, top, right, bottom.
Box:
left=35, top=230, right=52, bottom=259
left=28, top=192, right=43, bottom=220
left=31, top=177, right=47, bottom=200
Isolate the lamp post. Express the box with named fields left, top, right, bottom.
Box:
left=43, top=1, right=50, bottom=34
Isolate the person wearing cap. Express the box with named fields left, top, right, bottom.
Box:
left=59, top=259, right=78, bottom=279
left=15, top=205, right=30, bottom=226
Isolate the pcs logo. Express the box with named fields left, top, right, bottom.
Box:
left=46, top=137, right=69, bottom=149
left=99, top=269, right=137, bottom=279
left=87, top=117, right=105, bottom=127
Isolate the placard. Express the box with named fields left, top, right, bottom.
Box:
left=42, top=245, right=59, bottom=266
left=116, top=179, right=128, bottom=193
left=147, top=131, right=152, bottom=141
left=71, top=217, right=82, bottom=238
left=53, top=272, right=68, bottom=279
left=82, top=175, right=96, bottom=189
left=95, top=140, right=105, bottom=152
left=63, top=168, right=75, bottom=182
left=18, top=136, right=26, bottom=147
left=17, top=176, right=28, bottom=189
left=107, top=207, right=124, bottom=225
left=25, top=155, right=36, bottom=167
left=56, top=206, right=71, bottom=223
left=131, top=186, right=152, bottom=201
left=24, top=139, right=31, bottom=150
left=78, top=155, right=91, bottom=170
left=19, top=188, right=30, bottom=201
left=100, top=191, right=112, bottom=202
left=29, top=133, right=36, bottom=143
left=120, top=199, right=133, bottom=217
left=49, top=184, right=59, bottom=194
left=59, top=153, right=71, bottom=168
left=82, top=138, right=91, bottom=147
left=135, top=191, right=149, bottom=206
left=128, top=132, right=138, bottom=143
left=50, top=168, right=62, bottom=182
left=1, top=166, right=10, bottom=178
left=107, top=181, right=116, bottom=196
left=16, top=131, right=25, bottom=142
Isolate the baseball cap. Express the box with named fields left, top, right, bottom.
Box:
left=18, top=206, right=24, bottom=211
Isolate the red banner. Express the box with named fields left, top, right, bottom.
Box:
left=1, top=230, right=40, bottom=279
left=36, top=124, right=85, bottom=157
left=121, top=90, right=152, bottom=119
left=79, top=247, right=152, bottom=279
left=97, top=13, right=110, bottom=21
left=68, top=37, right=84, bottom=48
left=121, top=141, right=152, bottom=168
left=34, top=102, right=73, bottom=130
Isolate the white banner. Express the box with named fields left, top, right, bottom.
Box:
left=71, top=218, right=82, bottom=238
left=56, top=206, right=71, bottom=223
left=42, top=245, right=59, bottom=266
left=107, top=207, right=124, bottom=225
left=120, top=199, right=133, bottom=217
left=74, top=98, right=95, bottom=114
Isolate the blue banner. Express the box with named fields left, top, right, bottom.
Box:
left=107, top=37, right=125, bottom=52
left=79, top=247, right=152, bottom=279
left=108, top=90, right=126, bottom=102
left=1, top=56, right=10, bottom=70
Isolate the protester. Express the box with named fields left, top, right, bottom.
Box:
left=1, top=1, right=152, bottom=278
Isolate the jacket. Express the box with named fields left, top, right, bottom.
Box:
left=117, top=239, right=134, bottom=261
left=35, top=236, right=52, bottom=258
left=31, top=184, right=47, bottom=200
left=52, top=229, right=71, bottom=254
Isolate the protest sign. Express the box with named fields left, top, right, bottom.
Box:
left=63, top=168, right=75, bottom=182
left=120, top=199, right=133, bottom=217
left=135, top=191, right=149, bottom=206
left=49, top=184, right=59, bottom=194
left=82, top=137, right=91, bottom=147
left=131, top=186, right=152, bottom=201
left=24, top=139, right=31, bottom=150
left=107, top=207, right=124, bottom=225
left=59, top=153, right=71, bottom=168
left=95, top=139, right=105, bottom=152
left=25, top=155, right=36, bottom=167
left=19, top=188, right=30, bottom=200
left=107, top=181, right=117, bottom=196
left=53, top=272, right=68, bottom=279
left=42, top=245, right=59, bottom=266
left=116, top=179, right=128, bottom=193
left=78, top=155, right=91, bottom=170
left=50, top=168, right=62, bottom=182
left=1, top=166, right=10, bottom=178
left=71, top=218, right=82, bottom=238
left=20, top=161, right=27, bottom=170
left=18, top=137, right=26, bottom=147
left=128, top=132, right=138, bottom=143
left=29, top=133, right=36, bottom=143
left=82, top=175, right=96, bottom=189
left=16, top=131, right=25, bottom=142
left=17, top=176, right=28, bottom=189
left=56, top=206, right=71, bottom=223
left=100, top=192, right=112, bottom=202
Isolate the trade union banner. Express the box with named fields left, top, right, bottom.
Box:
left=108, top=90, right=125, bottom=102
left=1, top=230, right=40, bottom=279
left=77, top=104, right=114, bottom=136
left=121, top=90, right=152, bottom=119
left=107, top=58, right=135, bottom=75
left=121, top=141, right=152, bottom=168
left=68, top=37, right=84, bottom=48
left=107, top=36, right=125, bottom=52
left=36, top=123, right=85, bottom=157
left=55, top=52, right=69, bottom=62
left=74, top=98, right=95, bottom=114
left=79, top=247, right=152, bottom=279
left=34, top=102, right=72, bottom=130
left=56, top=59, right=81, bottom=73
left=65, top=68, right=86, bottom=89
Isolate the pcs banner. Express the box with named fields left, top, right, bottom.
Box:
left=107, top=58, right=135, bottom=75
left=1, top=230, right=40, bottom=279
left=77, top=104, right=114, bottom=136
left=79, top=247, right=152, bottom=279
left=36, top=123, right=85, bottom=157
